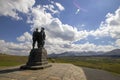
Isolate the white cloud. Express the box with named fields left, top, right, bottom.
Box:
left=45, top=42, right=115, bottom=54
left=0, top=40, right=31, bottom=55
left=17, top=32, right=32, bottom=42
left=43, top=4, right=59, bottom=14
left=43, top=1, right=65, bottom=15
left=0, top=0, right=35, bottom=20
left=55, top=2, right=65, bottom=11
left=91, top=7, right=120, bottom=39
left=67, top=42, right=115, bottom=52
left=95, top=45, right=115, bottom=52
left=115, top=39, right=120, bottom=47
left=28, top=5, right=53, bottom=29
left=46, top=18, right=89, bottom=42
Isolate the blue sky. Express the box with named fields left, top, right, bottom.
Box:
left=0, top=0, right=120, bottom=55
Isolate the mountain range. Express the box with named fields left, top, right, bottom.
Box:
left=48, top=49, right=120, bottom=57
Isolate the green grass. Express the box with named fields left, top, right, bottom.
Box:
left=0, top=54, right=27, bottom=68
left=49, top=57, right=120, bottom=74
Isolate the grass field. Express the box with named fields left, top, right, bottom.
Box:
left=49, top=56, right=120, bottom=74
left=0, top=54, right=27, bottom=68
left=0, top=53, right=120, bottom=74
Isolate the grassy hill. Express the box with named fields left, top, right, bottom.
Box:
left=0, top=53, right=27, bottom=68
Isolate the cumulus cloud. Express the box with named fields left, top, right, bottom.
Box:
left=27, top=5, right=53, bottom=29
left=91, top=7, right=120, bottom=39
left=43, top=4, right=59, bottom=14
left=67, top=42, right=115, bottom=52
left=115, top=39, right=120, bottom=47
left=17, top=32, right=32, bottom=42
left=46, top=18, right=89, bottom=42
left=0, top=0, right=35, bottom=20
left=43, top=1, right=64, bottom=15
left=55, top=2, right=65, bottom=11
left=0, top=40, right=31, bottom=55
left=45, top=42, right=115, bottom=54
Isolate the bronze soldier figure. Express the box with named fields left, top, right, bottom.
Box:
left=32, top=28, right=40, bottom=49
left=39, top=27, right=46, bottom=47
left=32, top=27, right=46, bottom=49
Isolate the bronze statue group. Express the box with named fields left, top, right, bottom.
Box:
left=32, top=27, right=46, bottom=49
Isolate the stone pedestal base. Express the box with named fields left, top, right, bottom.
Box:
left=20, top=63, right=51, bottom=70
left=20, top=48, right=51, bottom=70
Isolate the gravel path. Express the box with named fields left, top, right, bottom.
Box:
left=0, top=63, right=120, bottom=80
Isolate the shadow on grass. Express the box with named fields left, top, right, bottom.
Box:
left=0, top=67, right=24, bottom=74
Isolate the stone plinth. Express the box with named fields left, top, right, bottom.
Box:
left=20, top=48, right=51, bottom=70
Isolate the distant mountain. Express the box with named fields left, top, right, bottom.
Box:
left=103, top=49, right=120, bottom=57
left=48, top=49, right=120, bottom=58
left=48, top=53, right=58, bottom=58
left=48, top=51, right=104, bottom=57
left=57, top=51, right=104, bottom=57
